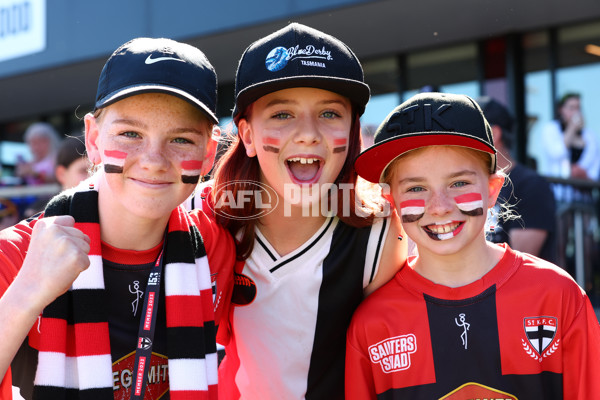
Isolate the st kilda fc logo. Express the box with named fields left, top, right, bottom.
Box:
left=138, top=336, right=153, bottom=350
left=521, top=316, right=560, bottom=362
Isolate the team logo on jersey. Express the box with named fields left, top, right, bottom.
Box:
left=522, top=316, right=560, bottom=362
left=232, top=271, right=257, bottom=306
left=368, top=334, right=417, bottom=373
left=440, top=382, right=517, bottom=400
left=455, top=313, right=470, bottom=350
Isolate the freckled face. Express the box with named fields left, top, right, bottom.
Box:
left=87, top=93, right=211, bottom=221
left=239, top=87, right=352, bottom=205
left=390, top=146, right=496, bottom=256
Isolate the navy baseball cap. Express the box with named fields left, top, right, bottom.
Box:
left=95, top=37, right=218, bottom=123
left=233, top=22, right=370, bottom=122
left=355, top=92, right=496, bottom=183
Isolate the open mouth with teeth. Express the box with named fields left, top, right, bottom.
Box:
left=423, top=220, right=464, bottom=241
left=286, top=157, right=323, bottom=184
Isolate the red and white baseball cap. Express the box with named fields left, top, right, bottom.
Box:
left=355, top=92, right=497, bottom=183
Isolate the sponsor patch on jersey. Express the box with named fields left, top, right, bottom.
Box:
left=112, top=351, right=169, bottom=399
left=522, top=316, right=560, bottom=361
left=368, top=334, right=417, bottom=373
left=232, top=271, right=257, bottom=306
left=440, top=382, right=517, bottom=400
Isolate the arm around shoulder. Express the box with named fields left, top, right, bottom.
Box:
left=364, top=210, right=406, bottom=296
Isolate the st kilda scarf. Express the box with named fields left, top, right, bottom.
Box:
left=32, top=179, right=218, bottom=399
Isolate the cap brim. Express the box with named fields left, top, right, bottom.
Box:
left=234, top=76, right=370, bottom=121
left=355, top=133, right=497, bottom=183
left=95, top=84, right=218, bottom=124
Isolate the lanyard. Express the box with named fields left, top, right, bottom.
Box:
left=131, top=232, right=167, bottom=400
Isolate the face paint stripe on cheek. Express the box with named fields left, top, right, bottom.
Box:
left=454, top=192, right=484, bottom=216
left=399, top=199, right=425, bottom=223
left=332, top=138, right=347, bottom=154
left=263, top=145, right=280, bottom=153
left=181, top=160, right=203, bottom=184
left=263, top=137, right=280, bottom=146
left=103, top=150, right=127, bottom=174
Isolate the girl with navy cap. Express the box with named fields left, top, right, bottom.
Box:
left=204, top=22, right=406, bottom=399
left=0, top=37, right=235, bottom=400
left=347, top=92, right=600, bottom=399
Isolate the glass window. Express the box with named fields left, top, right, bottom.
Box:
left=406, top=43, right=479, bottom=93
left=523, top=30, right=553, bottom=170
left=362, top=57, right=401, bottom=147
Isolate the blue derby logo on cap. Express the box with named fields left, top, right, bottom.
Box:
left=265, top=46, right=289, bottom=72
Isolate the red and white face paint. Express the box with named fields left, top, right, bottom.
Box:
left=423, top=192, right=484, bottom=241
left=262, top=137, right=280, bottom=153
left=454, top=192, right=484, bottom=216
left=399, top=199, right=425, bottom=223
left=332, top=138, right=347, bottom=154
left=104, top=150, right=127, bottom=173
left=181, top=160, right=203, bottom=184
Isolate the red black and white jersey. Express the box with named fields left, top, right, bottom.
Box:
left=218, top=216, right=391, bottom=400
left=0, top=209, right=235, bottom=400
left=346, top=244, right=600, bottom=399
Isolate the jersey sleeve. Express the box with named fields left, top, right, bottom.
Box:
left=345, top=313, right=378, bottom=400
left=0, top=217, right=37, bottom=297
left=0, top=217, right=38, bottom=393
left=561, top=293, right=600, bottom=397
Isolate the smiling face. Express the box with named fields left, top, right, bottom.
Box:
left=237, top=87, right=352, bottom=207
left=388, top=146, right=503, bottom=257
left=85, top=92, right=212, bottom=222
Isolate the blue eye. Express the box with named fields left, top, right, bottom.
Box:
left=452, top=181, right=468, bottom=188
left=273, top=111, right=291, bottom=120
left=407, top=186, right=425, bottom=193
left=322, top=110, right=340, bottom=119
left=121, top=131, right=140, bottom=138
left=172, top=137, right=194, bottom=144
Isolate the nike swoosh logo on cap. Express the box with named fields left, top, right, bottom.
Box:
left=145, top=54, right=185, bottom=64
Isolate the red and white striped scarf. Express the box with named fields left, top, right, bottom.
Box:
left=33, top=180, right=218, bottom=399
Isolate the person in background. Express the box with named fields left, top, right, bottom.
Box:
left=347, top=92, right=600, bottom=399
left=54, top=135, right=90, bottom=190
left=0, top=199, right=19, bottom=231
left=15, top=122, right=61, bottom=185
left=22, top=135, right=91, bottom=218
left=477, top=96, right=557, bottom=263
left=539, top=92, right=600, bottom=200
left=539, top=92, right=600, bottom=283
